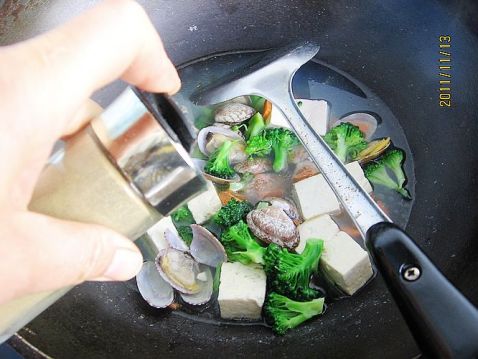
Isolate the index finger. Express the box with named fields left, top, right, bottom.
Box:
left=0, top=0, right=181, bottom=136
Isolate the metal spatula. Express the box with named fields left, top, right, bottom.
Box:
left=191, top=42, right=478, bottom=359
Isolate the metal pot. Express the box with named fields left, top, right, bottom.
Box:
left=2, top=1, right=478, bottom=358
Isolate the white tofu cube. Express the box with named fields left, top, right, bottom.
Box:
left=297, top=99, right=329, bottom=136
left=269, top=104, right=291, bottom=129
left=320, top=231, right=373, bottom=295
left=293, top=173, right=341, bottom=220
left=218, top=262, right=267, bottom=320
left=296, top=215, right=340, bottom=254
left=293, top=162, right=373, bottom=220
left=147, top=216, right=178, bottom=252
left=345, top=161, right=373, bottom=193
left=187, top=181, right=222, bottom=224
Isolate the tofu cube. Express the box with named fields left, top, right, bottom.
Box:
left=147, top=216, right=178, bottom=252
left=345, top=161, right=373, bottom=193
left=218, top=262, right=267, bottom=320
left=297, top=99, right=329, bottom=136
left=269, top=104, right=291, bottom=129
left=293, top=162, right=373, bottom=220
left=187, top=181, right=222, bottom=224
left=320, top=231, right=373, bottom=295
left=293, top=173, right=341, bottom=220
left=296, top=215, right=340, bottom=254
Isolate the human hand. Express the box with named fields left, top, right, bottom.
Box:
left=0, top=0, right=180, bottom=305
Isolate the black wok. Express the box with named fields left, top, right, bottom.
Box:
left=2, top=1, right=478, bottom=358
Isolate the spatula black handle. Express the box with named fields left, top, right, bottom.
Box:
left=366, top=222, right=478, bottom=359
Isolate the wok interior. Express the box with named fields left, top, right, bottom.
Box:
left=2, top=1, right=478, bottom=358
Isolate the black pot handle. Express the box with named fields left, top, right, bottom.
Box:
left=366, top=222, right=478, bottom=359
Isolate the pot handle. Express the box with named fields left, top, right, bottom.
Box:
left=366, top=222, right=478, bottom=358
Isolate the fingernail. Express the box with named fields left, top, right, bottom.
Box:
left=98, top=248, right=143, bottom=281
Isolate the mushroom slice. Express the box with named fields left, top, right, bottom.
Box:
left=180, top=265, right=213, bottom=305
left=246, top=207, right=299, bottom=249
left=215, top=103, right=256, bottom=124
left=356, top=137, right=391, bottom=164
left=263, top=197, right=302, bottom=225
left=136, top=261, right=174, bottom=308
left=164, top=228, right=189, bottom=252
left=156, top=248, right=202, bottom=294
left=190, top=224, right=227, bottom=267
left=332, top=113, right=378, bottom=140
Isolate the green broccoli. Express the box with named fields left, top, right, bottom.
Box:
left=266, top=128, right=300, bottom=172
left=364, top=149, right=411, bottom=199
left=264, top=292, right=325, bottom=335
left=264, top=239, right=324, bottom=301
left=246, top=112, right=266, bottom=140
left=245, top=133, right=272, bottom=157
left=204, top=140, right=236, bottom=179
left=323, top=123, right=368, bottom=163
left=220, top=220, right=266, bottom=265
left=213, top=199, right=253, bottom=227
left=171, top=205, right=195, bottom=245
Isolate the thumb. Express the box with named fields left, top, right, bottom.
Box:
left=0, top=211, right=143, bottom=304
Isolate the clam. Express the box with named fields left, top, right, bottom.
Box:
left=242, top=173, right=287, bottom=204
left=196, top=126, right=243, bottom=157
left=234, top=157, right=273, bottom=174
left=156, top=248, right=203, bottom=294
left=190, top=224, right=227, bottom=267
left=332, top=113, right=378, bottom=140
left=263, top=197, right=302, bottom=225
left=356, top=137, right=391, bottom=164
left=164, top=228, right=189, bottom=252
left=220, top=96, right=252, bottom=106
left=136, top=261, right=174, bottom=308
left=246, top=206, right=299, bottom=249
left=179, top=265, right=213, bottom=305
left=214, top=102, right=256, bottom=124
left=288, top=145, right=310, bottom=165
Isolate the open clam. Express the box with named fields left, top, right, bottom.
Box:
left=156, top=248, right=203, bottom=294
left=179, top=265, right=214, bottom=306
left=234, top=157, right=272, bottom=175
left=190, top=224, right=227, bottom=267
left=196, top=126, right=244, bottom=157
left=214, top=102, right=256, bottom=124
left=356, top=137, right=391, bottom=164
left=136, top=261, right=174, bottom=308
left=246, top=206, right=299, bottom=249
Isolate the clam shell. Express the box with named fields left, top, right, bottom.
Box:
left=197, top=126, right=243, bottom=156
left=156, top=248, right=202, bottom=294
left=190, top=225, right=227, bottom=267
left=263, top=197, right=302, bottom=225
left=357, top=137, right=391, bottom=164
left=193, top=159, right=242, bottom=185
left=234, top=157, right=273, bottom=174
left=215, top=103, right=256, bottom=124
left=179, top=265, right=213, bottom=306
left=246, top=207, right=299, bottom=249
left=164, top=228, right=189, bottom=252
left=136, top=261, right=174, bottom=308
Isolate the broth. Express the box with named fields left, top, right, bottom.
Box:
left=147, top=50, right=416, bottom=326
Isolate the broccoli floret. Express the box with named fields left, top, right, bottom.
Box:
left=264, top=292, right=325, bottom=335
left=323, top=123, right=367, bottom=163
left=213, top=199, right=253, bottom=227
left=364, top=149, right=411, bottom=199
left=266, top=128, right=300, bottom=172
left=220, top=220, right=266, bottom=265
left=245, top=133, right=272, bottom=157
left=170, top=205, right=195, bottom=245
left=246, top=112, right=266, bottom=140
left=264, top=239, right=324, bottom=301
left=204, top=140, right=236, bottom=179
